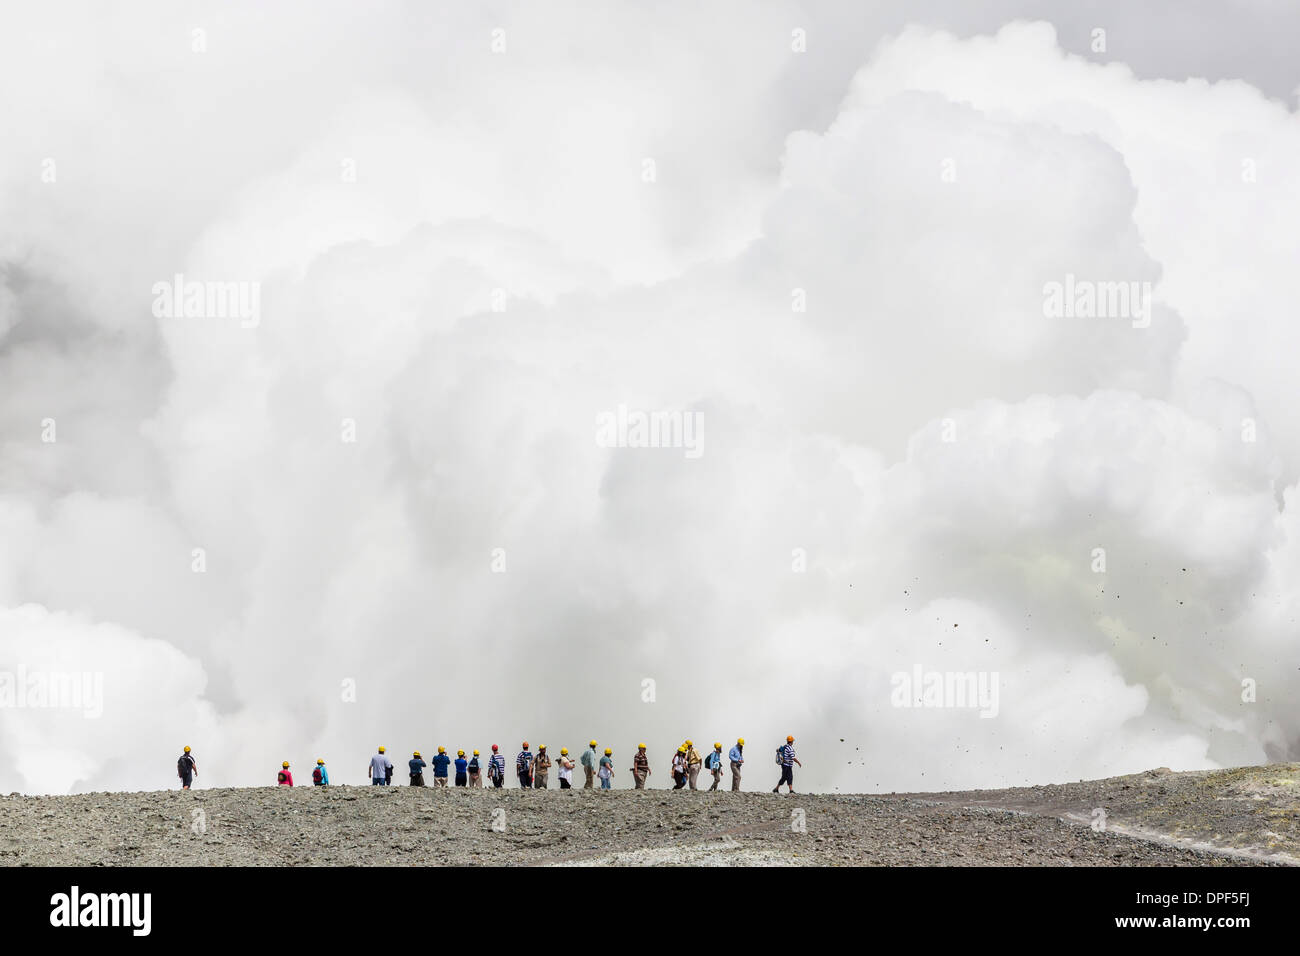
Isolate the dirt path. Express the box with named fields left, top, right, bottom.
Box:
left=2, top=764, right=1293, bottom=866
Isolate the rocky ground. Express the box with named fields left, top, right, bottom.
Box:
left=2, top=763, right=1296, bottom=866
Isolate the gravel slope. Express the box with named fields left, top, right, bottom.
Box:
left=5, top=764, right=1296, bottom=866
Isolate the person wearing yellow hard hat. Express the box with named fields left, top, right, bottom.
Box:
left=631, top=743, right=651, bottom=789
left=277, top=761, right=293, bottom=787
left=431, top=747, right=451, bottom=787
left=671, top=745, right=689, bottom=790
left=409, top=750, right=427, bottom=787
left=729, top=738, right=745, bottom=792
left=453, top=750, right=469, bottom=787
left=177, top=745, right=197, bottom=790
left=685, top=740, right=704, bottom=790
left=581, top=740, right=599, bottom=789
left=369, top=747, right=393, bottom=786
left=773, top=735, right=802, bottom=794
left=467, top=750, right=483, bottom=788
left=598, top=747, right=615, bottom=789
left=313, top=758, right=329, bottom=786
left=706, top=742, right=725, bottom=791
left=532, top=744, right=551, bottom=789
left=557, top=747, right=576, bottom=789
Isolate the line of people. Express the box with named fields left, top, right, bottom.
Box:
left=176, top=736, right=804, bottom=793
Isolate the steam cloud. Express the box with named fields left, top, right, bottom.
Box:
left=1, top=6, right=1298, bottom=793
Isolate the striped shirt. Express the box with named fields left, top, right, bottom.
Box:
left=781, top=744, right=796, bottom=767
left=633, top=752, right=649, bottom=773
left=516, top=750, right=533, bottom=773
left=488, top=754, right=506, bottom=776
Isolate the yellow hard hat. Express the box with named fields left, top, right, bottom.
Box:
left=678, top=745, right=687, bottom=753
left=637, top=743, right=646, bottom=749
left=282, top=761, right=290, bottom=768
left=560, top=747, right=569, bottom=755
left=317, top=759, right=324, bottom=765
left=539, top=744, right=546, bottom=750
left=737, top=738, right=744, bottom=745
left=414, top=751, right=422, bottom=758
left=686, top=739, right=693, bottom=746
left=378, top=746, right=385, bottom=753
left=604, top=747, right=612, bottom=755
left=458, top=750, right=465, bottom=756
left=183, top=745, right=191, bottom=753
left=438, top=746, right=446, bottom=753
left=473, top=750, right=480, bottom=756
left=713, top=742, right=722, bottom=749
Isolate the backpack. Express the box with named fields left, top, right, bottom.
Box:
left=705, top=752, right=718, bottom=770
left=278, top=771, right=288, bottom=783
left=312, top=767, right=323, bottom=784
left=177, top=756, right=188, bottom=776
left=775, top=746, right=783, bottom=765
left=468, top=757, right=479, bottom=772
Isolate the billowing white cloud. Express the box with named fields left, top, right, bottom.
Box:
left=1, top=10, right=1298, bottom=794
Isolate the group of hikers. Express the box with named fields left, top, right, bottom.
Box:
left=177, top=737, right=806, bottom=793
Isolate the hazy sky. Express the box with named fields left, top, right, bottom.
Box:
left=1, top=1, right=1298, bottom=794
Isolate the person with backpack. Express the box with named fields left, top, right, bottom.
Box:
left=454, top=750, right=469, bottom=787
left=557, top=748, right=576, bottom=789
left=488, top=745, right=506, bottom=788
left=516, top=742, right=534, bottom=788
left=580, top=740, right=599, bottom=789
left=409, top=751, right=428, bottom=787
left=773, top=735, right=802, bottom=794
left=369, top=746, right=393, bottom=786
left=631, top=743, right=651, bottom=789
left=729, top=738, right=744, bottom=791
left=533, top=745, right=552, bottom=789
left=312, top=759, right=330, bottom=786
left=176, top=746, right=197, bottom=790
left=431, top=746, right=451, bottom=787
left=468, top=750, right=483, bottom=787
left=277, top=761, right=293, bottom=786
left=598, top=747, right=615, bottom=789
left=671, top=746, right=688, bottom=789
left=705, top=743, right=724, bottom=790
left=685, top=740, right=703, bottom=790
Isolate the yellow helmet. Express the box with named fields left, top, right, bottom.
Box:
left=438, top=746, right=446, bottom=753
left=378, top=746, right=385, bottom=753
left=473, top=750, right=480, bottom=756
left=414, top=751, right=422, bottom=758
left=713, top=742, right=722, bottom=749
left=678, top=745, right=687, bottom=753
left=183, top=745, right=191, bottom=753
left=560, top=747, right=569, bottom=755
left=604, top=747, right=612, bottom=755
left=589, top=740, right=597, bottom=747
left=637, top=743, right=646, bottom=749
left=737, top=738, right=744, bottom=745
left=282, top=761, right=290, bottom=768
left=317, top=759, right=324, bottom=765
left=685, top=739, right=693, bottom=746
left=458, top=750, right=465, bottom=756
left=539, top=744, right=546, bottom=750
